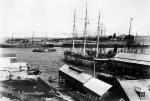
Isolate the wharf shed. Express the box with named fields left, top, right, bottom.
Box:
left=119, top=79, right=150, bottom=101
left=59, top=65, right=92, bottom=93
left=83, top=77, right=112, bottom=97
left=100, top=79, right=150, bottom=101
left=113, top=53, right=150, bottom=79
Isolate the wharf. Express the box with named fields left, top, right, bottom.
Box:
left=63, top=43, right=149, bottom=48
left=0, top=76, right=74, bottom=101
left=39, top=76, right=74, bottom=101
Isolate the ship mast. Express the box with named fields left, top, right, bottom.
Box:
left=100, top=24, right=103, bottom=54
left=96, top=11, right=101, bottom=58
left=94, top=12, right=100, bottom=77
left=45, top=33, right=47, bottom=43
left=32, top=31, right=35, bottom=44
left=11, top=33, right=13, bottom=46
left=83, top=3, right=88, bottom=55
left=83, top=3, right=87, bottom=55
left=72, top=10, right=76, bottom=52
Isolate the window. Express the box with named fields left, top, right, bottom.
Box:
left=135, top=87, right=146, bottom=98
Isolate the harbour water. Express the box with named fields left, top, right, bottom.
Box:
left=1, top=47, right=150, bottom=81
left=2, top=47, right=150, bottom=101
left=1, top=47, right=64, bottom=81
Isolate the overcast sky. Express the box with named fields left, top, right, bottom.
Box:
left=1, top=0, right=150, bottom=39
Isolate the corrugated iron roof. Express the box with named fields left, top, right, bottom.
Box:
left=83, top=77, right=112, bottom=96
left=59, top=65, right=92, bottom=83
left=114, top=53, right=150, bottom=66
left=119, top=79, right=150, bottom=101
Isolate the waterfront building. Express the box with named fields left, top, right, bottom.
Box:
left=118, top=79, right=150, bottom=101
left=112, top=53, right=150, bottom=79
left=59, top=65, right=93, bottom=93
left=0, top=54, right=64, bottom=101
left=59, top=65, right=113, bottom=100
left=59, top=64, right=150, bottom=101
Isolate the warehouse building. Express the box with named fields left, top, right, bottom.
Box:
left=59, top=65, right=92, bottom=93
left=119, top=79, right=150, bottom=101
left=59, top=65, right=150, bottom=101
left=83, top=77, right=112, bottom=97
left=59, top=65, right=112, bottom=98
left=112, top=53, right=150, bottom=79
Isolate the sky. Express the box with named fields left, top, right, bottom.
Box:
left=1, top=0, right=150, bottom=39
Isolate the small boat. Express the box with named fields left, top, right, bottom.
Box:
left=48, top=48, right=56, bottom=52
left=48, top=77, right=57, bottom=83
left=28, top=68, right=41, bottom=75
left=32, top=48, right=45, bottom=52
left=32, top=48, right=56, bottom=52
left=0, top=44, right=12, bottom=48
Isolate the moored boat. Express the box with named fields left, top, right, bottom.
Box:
left=32, top=48, right=56, bottom=52
left=64, top=6, right=116, bottom=67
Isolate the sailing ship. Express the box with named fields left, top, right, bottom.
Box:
left=64, top=3, right=116, bottom=67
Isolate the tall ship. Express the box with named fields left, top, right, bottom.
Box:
left=64, top=4, right=123, bottom=67
left=63, top=2, right=148, bottom=69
